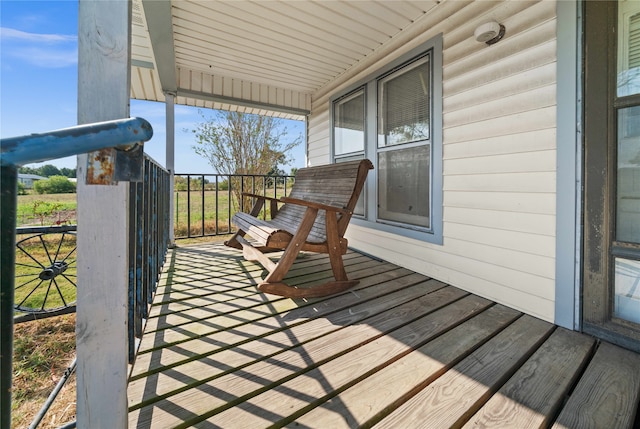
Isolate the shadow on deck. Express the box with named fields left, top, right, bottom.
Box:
left=128, top=243, right=640, bottom=428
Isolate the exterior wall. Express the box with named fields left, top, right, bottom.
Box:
left=17, top=174, right=45, bottom=189
left=307, top=106, right=331, bottom=166
left=308, top=0, right=558, bottom=321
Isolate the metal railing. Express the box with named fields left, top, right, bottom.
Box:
left=0, top=117, right=154, bottom=429
left=128, top=156, right=170, bottom=362
left=174, top=173, right=295, bottom=239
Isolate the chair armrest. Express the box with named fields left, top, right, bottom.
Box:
left=242, top=192, right=281, bottom=203
left=280, top=197, right=351, bottom=215
left=242, top=192, right=282, bottom=218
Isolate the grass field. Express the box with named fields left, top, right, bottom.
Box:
left=12, top=314, right=76, bottom=429
left=174, top=187, right=290, bottom=237
left=16, top=186, right=290, bottom=236
left=16, top=193, right=77, bottom=227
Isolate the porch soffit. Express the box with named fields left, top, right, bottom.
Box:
left=131, top=0, right=441, bottom=120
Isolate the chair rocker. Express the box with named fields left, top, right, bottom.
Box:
left=225, top=159, right=373, bottom=298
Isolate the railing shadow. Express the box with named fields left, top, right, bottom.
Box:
left=128, top=242, right=640, bottom=429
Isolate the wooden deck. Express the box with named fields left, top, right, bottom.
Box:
left=127, top=243, right=640, bottom=428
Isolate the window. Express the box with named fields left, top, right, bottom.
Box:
left=617, top=3, right=640, bottom=96
left=377, top=55, right=431, bottom=229
left=334, top=89, right=365, bottom=156
left=378, top=57, right=430, bottom=147
left=333, top=89, right=366, bottom=216
left=331, top=36, right=443, bottom=243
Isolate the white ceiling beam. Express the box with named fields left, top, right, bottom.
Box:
left=141, top=0, right=177, bottom=93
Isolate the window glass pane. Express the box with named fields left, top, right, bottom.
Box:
left=613, top=257, right=640, bottom=324
left=617, top=105, right=640, bottom=243
left=378, top=145, right=430, bottom=228
left=336, top=155, right=366, bottom=216
left=617, top=1, right=640, bottom=96
left=334, top=90, right=365, bottom=155
left=378, top=56, right=430, bottom=147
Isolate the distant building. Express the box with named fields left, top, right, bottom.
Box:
left=18, top=174, right=46, bottom=189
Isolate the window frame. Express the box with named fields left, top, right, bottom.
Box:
left=330, top=34, right=443, bottom=244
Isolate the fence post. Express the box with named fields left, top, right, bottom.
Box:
left=0, top=165, right=17, bottom=429
left=165, top=92, right=176, bottom=246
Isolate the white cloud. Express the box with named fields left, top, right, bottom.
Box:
left=1, top=27, right=77, bottom=68
left=0, top=27, right=76, bottom=43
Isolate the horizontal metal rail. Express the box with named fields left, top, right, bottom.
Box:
left=174, top=173, right=295, bottom=239
left=1, top=117, right=152, bottom=167
left=16, top=225, right=77, bottom=235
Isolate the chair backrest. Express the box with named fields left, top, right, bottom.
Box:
left=272, top=159, right=373, bottom=243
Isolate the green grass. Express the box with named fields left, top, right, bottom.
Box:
left=17, top=193, right=77, bottom=227
left=174, top=187, right=290, bottom=237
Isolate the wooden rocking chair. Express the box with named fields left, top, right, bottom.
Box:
left=225, top=159, right=373, bottom=298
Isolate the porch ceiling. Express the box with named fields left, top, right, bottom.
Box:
left=130, top=0, right=441, bottom=120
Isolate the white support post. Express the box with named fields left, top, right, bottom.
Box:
left=165, top=91, right=176, bottom=246
left=76, top=1, right=131, bottom=427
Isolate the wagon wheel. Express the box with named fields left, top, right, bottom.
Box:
left=14, top=229, right=77, bottom=314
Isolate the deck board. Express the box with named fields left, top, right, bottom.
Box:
left=551, top=341, right=640, bottom=429
left=463, top=328, right=595, bottom=428
left=131, top=285, right=461, bottom=427
left=290, top=304, right=522, bottom=428
left=128, top=243, right=640, bottom=429
left=375, top=315, right=555, bottom=428
left=131, top=266, right=423, bottom=379
left=203, top=294, right=494, bottom=428
left=128, top=272, right=436, bottom=408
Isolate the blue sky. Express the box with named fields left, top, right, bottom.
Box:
left=0, top=0, right=306, bottom=174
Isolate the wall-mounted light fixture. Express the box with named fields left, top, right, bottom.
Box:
left=474, top=21, right=506, bottom=45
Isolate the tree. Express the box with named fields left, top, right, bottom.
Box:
left=59, top=167, right=77, bottom=178
left=18, top=164, right=75, bottom=178
left=174, top=176, right=188, bottom=191
left=17, top=181, right=27, bottom=195
left=33, top=175, right=76, bottom=194
left=39, top=164, right=61, bottom=177
left=191, top=111, right=302, bottom=211
left=18, top=166, right=38, bottom=175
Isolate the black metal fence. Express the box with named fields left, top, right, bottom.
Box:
left=174, top=173, right=294, bottom=239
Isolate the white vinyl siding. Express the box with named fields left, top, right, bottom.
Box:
left=308, top=0, right=558, bottom=322
left=307, top=106, right=331, bottom=166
